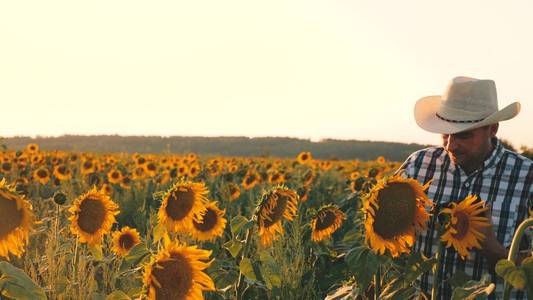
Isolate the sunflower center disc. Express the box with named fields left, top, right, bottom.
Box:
left=78, top=197, right=107, bottom=234
left=165, top=189, right=195, bottom=221
left=37, top=169, right=48, bottom=178
left=372, top=182, right=416, bottom=240
left=193, top=208, right=218, bottom=232
left=153, top=253, right=193, bottom=300
left=119, top=233, right=135, bottom=251
left=315, top=209, right=337, bottom=231
left=0, top=192, right=23, bottom=239
left=262, top=193, right=288, bottom=228
left=452, top=211, right=470, bottom=240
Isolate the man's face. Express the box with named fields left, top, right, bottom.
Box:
left=441, top=125, right=497, bottom=171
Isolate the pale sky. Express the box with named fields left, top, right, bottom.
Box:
left=1, top=0, right=532, bottom=147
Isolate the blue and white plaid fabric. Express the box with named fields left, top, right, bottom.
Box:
left=398, top=139, right=533, bottom=299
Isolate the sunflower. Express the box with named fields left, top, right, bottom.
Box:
left=256, top=186, right=299, bottom=246
left=319, top=160, right=332, bottom=171
left=302, top=169, right=316, bottom=187
left=107, top=169, right=123, bottom=184
left=349, top=171, right=360, bottom=181
left=144, top=161, right=158, bottom=177
left=53, top=164, right=72, bottom=181
left=120, top=176, right=132, bottom=189
left=364, top=175, right=433, bottom=257
left=143, top=241, right=215, bottom=300
left=1, top=161, right=12, bottom=173
left=297, top=151, right=312, bottom=165
left=177, top=164, right=189, bottom=177
left=311, top=205, right=345, bottom=242
left=158, top=181, right=209, bottom=233
left=33, top=166, right=51, bottom=185
left=157, top=171, right=171, bottom=185
left=68, top=187, right=120, bottom=246
left=136, top=155, right=147, bottom=166
left=133, top=166, right=147, bottom=180
left=25, top=143, right=39, bottom=154
left=227, top=183, right=240, bottom=201
left=100, top=183, right=113, bottom=196
left=440, top=194, right=490, bottom=259
left=242, top=171, right=260, bottom=190
left=112, top=226, right=141, bottom=257
left=268, top=171, right=285, bottom=185
left=228, top=164, right=239, bottom=174
left=190, top=201, right=227, bottom=241
left=188, top=163, right=201, bottom=178
left=0, top=179, right=33, bottom=259
left=81, top=159, right=96, bottom=175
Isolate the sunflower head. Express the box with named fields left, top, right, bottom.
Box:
left=0, top=179, right=34, bottom=259
left=440, top=194, right=490, bottom=259
left=256, top=186, right=299, bottom=246
left=227, top=182, right=241, bottom=201
left=33, top=167, right=51, bottom=185
left=68, top=187, right=120, bottom=246
left=53, top=164, right=72, bottom=181
left=364, top=175, right=433, bottom=257
left=143, top=241, right=215, bottom=300
left=191, top=201, right=227, bottom=241
left=158, top=181, right=209, bottom=233
left=112, top=226, right=141, bottom=257
left=297, top=151, right=312, bottom=165
left=242, top=171, right=260, bottom=190
left=107, top=169, right=123, bottom=184
left=311, top=205, right=345, bottom=242
left=25, top=143, right=39, bottom=154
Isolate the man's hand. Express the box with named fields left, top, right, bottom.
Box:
left=479, top=204, right=508, bottom=269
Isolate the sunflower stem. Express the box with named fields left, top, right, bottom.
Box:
left=236, top=221, right=255, bottom=299
left=374, top=266, right=381, bottom=300
left=431, top=241, right=444, bottom=300
left=502, top=217, right=533, bottom=300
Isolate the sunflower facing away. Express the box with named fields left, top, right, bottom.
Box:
left=143, top=241, right=215, bottom=300
left=311, top=205, right=346, bottom=242
left=68, top=187, right=120, bottom=246
left=227, top=182, right=241, bottom=201
left=364, top=175, right=433, bottom=257
left=440, top=194, right=490, bottom=259
left=112, top=226, right=141, bottom=257
left=256, top=186, right=299, bottom=246
left=0, top=179, right=33, bottom=259
left=158, top=181, right=209, bottom=233
left=191, top=201, right=227, bottom=241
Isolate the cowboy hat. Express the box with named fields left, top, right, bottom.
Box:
left=414, top=76, right=521, bottom=134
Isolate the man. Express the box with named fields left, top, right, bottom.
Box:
left=397, top=77, right=532, bottom=299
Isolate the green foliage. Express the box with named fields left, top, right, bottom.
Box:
left=105, top=290, right=131, bottom=300
left=496, top=259, right=527, bottom=290
left=450, top=274, right=494, bottom=300
left=0, top=261, right=47, bottom=300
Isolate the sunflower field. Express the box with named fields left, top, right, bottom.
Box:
left=0, top=144, right=531, bottom=300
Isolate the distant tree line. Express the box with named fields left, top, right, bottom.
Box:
left=3, top=135, right=531, bottom=161
left=2, top=135, right=431, bottom=161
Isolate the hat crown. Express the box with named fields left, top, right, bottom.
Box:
left=439, top=77, right=498, bottom=121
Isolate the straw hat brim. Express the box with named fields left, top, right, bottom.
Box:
left=414, top=96, right=521, bottom=134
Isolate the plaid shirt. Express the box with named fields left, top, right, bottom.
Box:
left=398, top=139, right=533, bottom=300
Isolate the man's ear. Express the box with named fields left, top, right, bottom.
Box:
left=489, top=123, right=499, bottom=137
